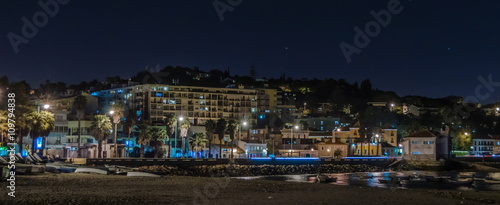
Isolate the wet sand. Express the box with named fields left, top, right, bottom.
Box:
left=2, top=173, right=500, bottom=205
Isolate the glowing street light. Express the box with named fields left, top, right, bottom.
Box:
left=464, top=132, right=469, bottom=136
left=290, top=125, right=299, bottom=157
left=43, top=104, right=50, bottom=109
left=173, top=116, right=184, bottom=158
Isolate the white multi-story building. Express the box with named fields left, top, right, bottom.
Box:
left=92, top=84, right=276, bottom=126
left=472, top=135, right=500, bottom=155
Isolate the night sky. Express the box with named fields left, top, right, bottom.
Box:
left=1, top=0, right=500, bottom=103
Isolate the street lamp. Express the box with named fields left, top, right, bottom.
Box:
left=173, top=117, right=183, bottom=158
left=375, top=134, right=379, bottom=156
left=38, top=104, right=50, bottom=156
left=290, top=125, right=299, bottom=157
left=109, top=110, right=118, bottom=158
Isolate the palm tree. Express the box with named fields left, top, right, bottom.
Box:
left=216, top=118, right=227, bottom=158
left=204, top=120, right=216, bottom=158
left=90, top=115, right=112, bottom=158
left=227, top=119, right=239, bottom=158
left=135, top=122, right=151, bottom=158
left=163, top=114, right=177, bottom=157
left=0, top=110, right=7, bottom=144
left=179, top=119, right=191, bottom=157
left=148, top=127, right=167, bottom=158
left=73, top=95, right=87, bottom=158
left=28, top=110, right=55, bottom=154
left=123, top=111, right=136, bottom=157
left=16, top=109, right=31, bottom=154
left=190, top=133, right=208, bottom=158
left=110, top=103, right=124, bottom=157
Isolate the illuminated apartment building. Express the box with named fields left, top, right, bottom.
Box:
left=92, top=84, right=280, bottom=126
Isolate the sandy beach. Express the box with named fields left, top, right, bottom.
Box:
left=1, top=173, right=499, bottom=205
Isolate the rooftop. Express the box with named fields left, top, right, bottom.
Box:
left=406, top=130, right=436, bottom=138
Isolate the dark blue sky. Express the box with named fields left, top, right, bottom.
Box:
left=1, top=0, right=500, bottom=103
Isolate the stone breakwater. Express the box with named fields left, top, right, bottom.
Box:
left=138, top=164, right=384, bottom=177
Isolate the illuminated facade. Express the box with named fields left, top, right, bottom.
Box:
left=401, top=130, right=450, bottom=161
left=92, top=84, right=279, bottom=126
left=472, top=135, right=500, bottom=155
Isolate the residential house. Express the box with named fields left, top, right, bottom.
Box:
left=317, top=138, right=348, bottom=158
left=401, top=130, right=450, bottom=161
left=294, top=117, right=340, bottom=131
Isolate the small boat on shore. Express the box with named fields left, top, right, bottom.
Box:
left=75, top=167, right=109, bottom=175
left=317, top=174, right=337, bottom=183
left=473, top=179, right=500, bottom=190
left=424, top=176, right=444, bottom=182
left=15, top=166, right=32, bottom=175
left=127, top=172, right=161, bottom=177
left=378, top=178, right=400, bottom=184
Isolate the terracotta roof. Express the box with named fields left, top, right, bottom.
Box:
left=351, top=121, right=361, bottom=128
left=309, top=132, right=332, bottom=136
left=324, top=139, right=334, bottom=144
left=406, top=130, right=436, bottom=138
left=332, top=141, right=347, bottom=145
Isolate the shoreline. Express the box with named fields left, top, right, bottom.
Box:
left=1, top=173, right=499, bottom=204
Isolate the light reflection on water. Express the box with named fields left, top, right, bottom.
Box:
left=234, top=171, right=500, bottom=191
